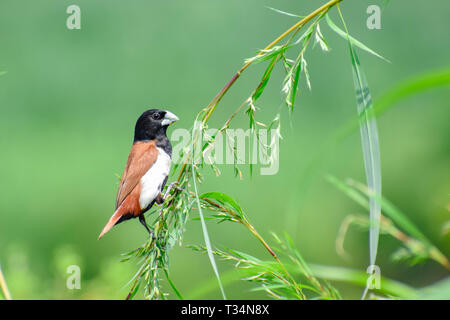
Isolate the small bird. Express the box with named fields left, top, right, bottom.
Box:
left=98, top=109, right=179, bottom=239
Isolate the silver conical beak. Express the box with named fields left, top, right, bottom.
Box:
left=161, top=111, right=179, bottom=126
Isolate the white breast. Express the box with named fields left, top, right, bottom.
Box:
left=139, top=147, right=171, bottom=210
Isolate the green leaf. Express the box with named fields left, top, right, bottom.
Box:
left=290, top=60, right=302, bottom=110
left=191, top=120, right=227, bottom=300
left=245, top=45, right=292, bottom=65
left=200, top=191, right=243, bottom=216
left=338, top=9, right=382, bottom=267
left=252, top=55, right=278, bottom=102
left=127, top=281, right=141, bottom=300
left=325, top=14, right=390, bottom=63
left=283, top=232, right=313, bottom=276
left=266, top=6, right=304, bottom=18
left=163, top=268, right=184, bottom=300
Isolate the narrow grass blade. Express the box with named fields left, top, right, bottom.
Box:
left=326, top=14, right=390, bottom=63
left=245, top=45, right=291, bottom=65
left=126, top=280, right=141, bottom=300
left=266, top=6, right=305, bottom=18
left=163, top=268, right=184, bottom=300
left=200, top=191, right=243, bottom=216
left=191, top=151, right=227, bottom=299
left=382, top=0, right=391, bottom=11
left=192, top=170, right=227, bottom=299
left=338, top=8, right=382, bottom=267
left=252, top=56, right=278, bottom=101
left=289, top=59, right=302, bottom=109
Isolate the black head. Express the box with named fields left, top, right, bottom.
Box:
left=134, top=109, right=179, bottom=142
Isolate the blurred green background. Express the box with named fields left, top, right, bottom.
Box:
left=0, top=0, right=448, bottom=299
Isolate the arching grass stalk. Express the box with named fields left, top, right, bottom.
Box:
left=201, top=0, right=343, bottom=124
left=174, top=0, right=343, bottom=183
left=191, top=117, right=227, bottom=299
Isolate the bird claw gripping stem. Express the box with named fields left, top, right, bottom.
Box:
left=162, top=181, right=180, bottom=201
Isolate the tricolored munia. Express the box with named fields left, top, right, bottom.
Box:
left=98, top=109, right=179, bottom=239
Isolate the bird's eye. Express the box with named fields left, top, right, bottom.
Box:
left=152, top=112, right=161, bottom=120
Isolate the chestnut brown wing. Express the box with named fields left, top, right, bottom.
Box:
left=115, top=141, right=158, bottom=209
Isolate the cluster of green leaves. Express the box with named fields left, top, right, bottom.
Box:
left=122, top=178, right=191, bottom=300
left=246, top=10, right=324, bottom=116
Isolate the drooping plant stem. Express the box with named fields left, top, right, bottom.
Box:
left=175, top=0, right=343, bottom=187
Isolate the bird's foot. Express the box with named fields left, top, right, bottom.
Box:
left=162, top=181, right=180, bottom=201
